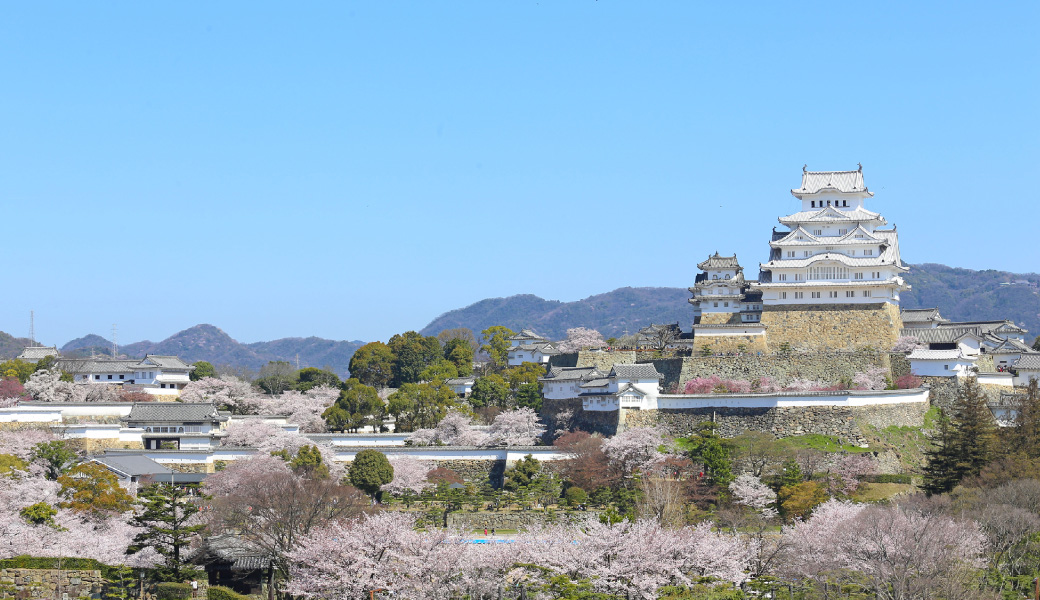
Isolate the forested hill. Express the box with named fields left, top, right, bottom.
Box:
left=421, top=264, right=1040, bottom=342
left=56, top=324, right=366, bottom=376
left=420, top=287, right=694, bottom=341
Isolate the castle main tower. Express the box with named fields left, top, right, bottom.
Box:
left=751, top=165, right=908, bottom=351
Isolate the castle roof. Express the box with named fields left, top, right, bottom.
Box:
left=540, top=367, right=603, bottom=382
left=608, top=363, right=663, bottom=380
left=778, top=206, right=885, bottom=227
left=697, top=253, right=742, bottom=271
left=900, top=308, right=948, bottom=324
left=1015, top=354, right=1040, bottom=370
left=941, top=320, right=1027, bottom=335
left=16, top=346, right=59, bottom=362
left=509, top=329, right=547, bottom=342
left=791, top=167, right=872, bottom=197
left=760, top=229, right=904, bottom=271
left=907, top=349, right=970, bottom=361
left=903, top=327, right=984, bottom=344
left=770, top=225, right=885, bottom=248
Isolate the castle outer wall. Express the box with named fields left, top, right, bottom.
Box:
left=759, top=302, right=902, bottom=352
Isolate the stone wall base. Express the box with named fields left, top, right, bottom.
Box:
left=760, top=302, right=902, bottom=353
left=691, top=333, right=768, bottom=355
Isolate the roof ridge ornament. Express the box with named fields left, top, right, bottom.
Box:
left=802, top=164, right=807, bottom=173
left=858, top=162, right=862, bottom=172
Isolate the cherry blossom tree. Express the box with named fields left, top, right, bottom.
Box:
left=783, top=378, right=834, bottom=392
left=205, top=453, right=368, bottom=578
left=825, top=454, right=876, bottom=497
left=486, top=407, right=545, bottom=446
left=753, top=376, right=782, bottom=393
left=729, top=474, right=777, bottom=517
left=853, top=366, right=889, bottom=391
left=892, top=335, right=924, bottom=353
left=0, top=428, right=56, bottom=461
left=602, top=427, right=666, bottom=474
left=0, top=378, right=25, bottom=402
left=406, top=410, right=489, bottom=446
left=23, top=368, right=74, bottom=402
left=556, top=327, right=607, bottom=353
left=380, top=456, right=433, bottom=496
left=180, top=376, right=263, bottom=413
left=260, top=386, right=338, bottom=433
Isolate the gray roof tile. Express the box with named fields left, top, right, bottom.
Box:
left=92, top=455, right=172, bottom=477
left=609, top=363, right=663, bottom=380
left=125, top=402, right=226, bottom=423
left=696, top=253, right=743, bottom=271
left=1016, top=354, right=1040, bottom=370
left=792, top=168, right=869, bottom=195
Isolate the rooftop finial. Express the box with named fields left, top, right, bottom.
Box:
left=802, top=164, right=807, bottom=173
left=857, top=162, right=862, bottom=172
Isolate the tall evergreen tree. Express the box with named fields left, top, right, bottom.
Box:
left=950, top=376, right=996, bottom=479
left=923, top=409, right=960, bottom=495
left=127, top=484, right=207, bottom=581
left=1008, top=377, right=1040, bottom=457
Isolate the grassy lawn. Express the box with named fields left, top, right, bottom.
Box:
left=851, top=482, right=912, bottom=503
left=780, top=434, right=873, bottom=453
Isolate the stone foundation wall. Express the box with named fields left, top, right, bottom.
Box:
left=66, top=439, right=144, bottom=453
left=691, top=333, right=768, bottom=355
left=699, top=313, right=740, bottom=325
left=760, top=303, right=902, bottom=352
left=0, top=568, right=105, bottom=600
left=435, top=459, right=505, bottom=488
left=541, top=398, right=619, bottom=438
left=575, top=351, right=636, bottom=371
left=626, top=400, right=927, bottom=446
left=666, top=352, right=888, bottom=391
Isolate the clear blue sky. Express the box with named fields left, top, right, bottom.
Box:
left=2, top=2, right=1037, bottom=347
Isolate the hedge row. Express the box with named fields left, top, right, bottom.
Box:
left=207, top=586, right=251, bottom=600
left=156, top=583, right=193, bottom=600
left=0, top=556, right=105, bottom=571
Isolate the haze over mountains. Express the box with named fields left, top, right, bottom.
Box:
left=2, top=263, right=1036, bottom=376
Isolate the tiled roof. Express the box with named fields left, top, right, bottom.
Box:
left=609, top=363, right=663, bottom=380
left=125, top=402, right=226, bottom=423
left=540, top=367, right=602, bottom=382
left=56, top=359, right=140, bottom=374
left=791, top=168, right=870, bottom=195
left=16, top=346, right=59, bottom=361
left=138, top=355, right=193, bottom=370
left=760, top=229, right=904, bottom=271
left=770, top=225, right=884, bottom=248
left=1015, top=354, right=1040, bottom=370
left=779, top=206, right=885, bottom=226
left=580, top=378, right=611, bottom=388
left=941, top=320, right=1027, bottom=335
left=509, top=329, right=546, bottom=341
left=509, top=342, right=559, bottom=355
left=991, top=338, right=1033, bottom=353
left=900, top=308, right=947, bottom=323
left=903, top=327, right=983, bottom=344
left=908, top=349, right=969, bottom=361
left=92, top=455, right=172, bottom=477
left=189, top=533, right=272, bottom=571
left=696, top=252, right=743, bottom=271
left=444, top=377, right=475, bottom=386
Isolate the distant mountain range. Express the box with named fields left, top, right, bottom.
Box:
left=420, top=263, right=1040, bottom=341
left=58, top=325, right=366, bottom=376
left=2, top=263, right=1035, bottom=376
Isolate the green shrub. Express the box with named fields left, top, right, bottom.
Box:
left=156, top=582, right=192, bottom=600
left=0, top=556, right=104, bottom=570
left=207, top=586, right=249, bottom=600
left=564, top=486, right=588, bottom=507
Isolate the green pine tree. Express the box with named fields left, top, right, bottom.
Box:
left=127, top=484, right=207, bottom=581
left=950, top=376, right=996, bottom=479
left=1010, top=378, right=1040, bottom=458
left=923, top=409, right=959, bottom=495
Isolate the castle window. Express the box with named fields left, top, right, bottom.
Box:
left=780, top=292, right=787, bottom=299
left=945, top=365, right=949, bottom=370
left=839, top=228, right=848, bottom=235
left=804, top=251, right=809, bottom=257
left=795, top=274, right=803, bottom=281
left=829, top=291, right=839, bottom=298
left=713, top=275, right=718, bottom=280
left=794, top=292, right=803, bottom=299
left=863, top=290, right=871, bottom=297
left=855, top=273, right=863, bottom=279
left=778, top=274, right=787, bottom=281
left=811, top=201, right=816, bottom=208
left=724, top=302, right=729, bottom=307
left=864, top=249, right=873, bottom=256
left=813, top=229, right=822, bottom=236
left=811, top=291, right=821, bottom=299
left=827, top=200, right=831, bottom=206
left=787, top=251, right=795, bottom=258
left=846, top=291, right=855, bottom=298
left=843, top=200, right=848, bottom=207
left=713, top=302, right=718, bottom=308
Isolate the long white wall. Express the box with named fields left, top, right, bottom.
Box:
left=654, top=388, right=929, bottom=410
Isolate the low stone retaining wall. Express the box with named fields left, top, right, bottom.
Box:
left=0, top=568, right=105, bottom=600
left=626, top=399, right=928, bottom=446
